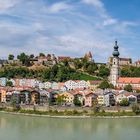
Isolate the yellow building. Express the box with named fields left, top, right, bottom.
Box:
left=97, top=94, right=104, bottom=105
left=0, top=89, right=7, bottom=103
left=60, top=91, right=74, bottom=105
left=87, top=81, right=102, bottom=91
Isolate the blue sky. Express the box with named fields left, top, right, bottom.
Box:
left=0, top=0, right=140, bottom=62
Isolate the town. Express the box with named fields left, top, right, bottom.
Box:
left=0, top=40, right=140, bottom=113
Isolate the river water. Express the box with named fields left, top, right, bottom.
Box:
left=0, top=113, right=139, bottom=140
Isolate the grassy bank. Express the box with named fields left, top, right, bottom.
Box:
left=0, top=107, right=138, bottom=117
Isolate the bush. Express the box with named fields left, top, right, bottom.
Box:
left=132, top=104, right=140, bottom=115
left=73, top=110, right=78, bottom=115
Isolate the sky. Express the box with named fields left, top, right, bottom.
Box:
left=0, top=0, right=140, bottom=62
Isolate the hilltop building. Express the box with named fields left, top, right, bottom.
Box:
left=108, top=57, right=132, bottom=66
left=84, top=51, right=93, bottom=62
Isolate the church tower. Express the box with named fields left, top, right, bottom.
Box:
left=110, top=41, right=120, bottom=86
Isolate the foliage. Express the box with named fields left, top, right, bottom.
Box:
left=121, top=66, right=140, bottom=77
left=132, top=104, right=140, bottom=114
left=120, top=98, right=129, bottom=106
left=98, top=80, right=110, bottom=90
left=73, top=95, right=81, bottom=106
left=17, top=53, right=30, bottom=66
left=124, top=84, right=133, bottom=92
left=56, top=95, right=65, bottom=105
left=8, top=54, right=14, bottom=60
left=98, top=65, right=110, bottom=78
left=6, top=80, right=13, bottom=87
left=39, top=53, right=45, bottom=57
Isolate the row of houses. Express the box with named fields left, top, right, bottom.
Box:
left=56, top=89, right=140, bottom=107
left=0, top=86, right=140, bottom=107
left=0, top=78, right=102, bottom=91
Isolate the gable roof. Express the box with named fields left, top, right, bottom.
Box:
left=118, top=77, right=140, bottom=84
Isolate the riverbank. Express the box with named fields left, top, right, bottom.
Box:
left=0, top=108, right=140, bottom=119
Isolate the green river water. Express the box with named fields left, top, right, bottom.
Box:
left=0, top=113, right=139, bottom=140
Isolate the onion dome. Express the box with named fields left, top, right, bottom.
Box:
left=112, top=40, right=120, bottom=57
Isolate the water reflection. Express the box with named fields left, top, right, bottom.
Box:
left=0, top=113, right=140, bottom=140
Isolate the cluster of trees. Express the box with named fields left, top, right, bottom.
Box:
left=73, top=58, right=110, bottom=78
left=121, top=66, right=140, bottom=77
left=0, top=64, right=83, bottom=82
left=8, top=53, right=46, bottom=66
left=98, top=80, right=114, bottom=90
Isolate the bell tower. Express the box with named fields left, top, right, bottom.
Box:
left=110, top=40, right=120, bottom=86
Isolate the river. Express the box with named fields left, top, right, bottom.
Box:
left=0, top=113, right=139, bottom=140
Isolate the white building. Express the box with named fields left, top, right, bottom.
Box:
left=64, top=80, right=88, bottom=90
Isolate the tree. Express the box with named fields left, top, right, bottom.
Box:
left=87, top=63, right=98, bottom=74
left=109, top=83, right=114, bottom=89
left=17, top=53, right=30, bottom=66
left=73, top=95, right=81, bottom=106
left=98, top=80, right=110, bottom=90
left=6, top=80, right=13, bottom=87
left=39, top=53, right=45, bottom=57
left=56, top=95, right=65, bottom=105
left=124, top=84, right=133, bottom=92
left=132, top=104, right=140, bottom=114
left=120, top=98, right=129, bottom=106
left=29, top=54, right=34, bottom=59
left=8, top=54, right=14, bottom=60
left=98, top=66, right=110, bottom=78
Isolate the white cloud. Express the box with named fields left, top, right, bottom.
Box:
left=0, top=0, right=19, bottom=12
left=82, top=0, right=104, bottom=9
left=103, top=18, right=117, bottom=26
left=48, top=2, right=70, bottom=13
left=0, top=0, right=138, bottom=62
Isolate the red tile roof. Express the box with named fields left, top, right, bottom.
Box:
left=117, top=77, right=140, bottom=84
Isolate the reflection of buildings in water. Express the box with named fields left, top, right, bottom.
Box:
left=0, top=117, right=6, bottom=128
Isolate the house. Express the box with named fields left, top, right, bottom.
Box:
left=0, top=89, right=7, bottom=103
left=39, top=82, right=45, bottom=89
left=117, top=77, right=140, bottom=90
left=39, top=90, right=50, bottom=104
left=84, top=92, right=98, bottom=107
left=97, top=94, right=104, bottom=106
left=6, top=91, right=13, bottom=103
left=134, top=60, right=140, bottom=67
left=60, top=91, right=74, bottom=105
left=125, top=93, right=137, bottom=104
left=51, top=82, right=59, bottom=90
left=30, top=90, right=40, bottom=104
left=115, top=93, right=127, bottom=103
left=87, top=80, right=102, bottom=90
left=57, top=56, right=71, bottom=62
left=133, top=93, right=140, bottom=103
left=0, top=78, right=7, bottom=86
left=44, top=82, right=52, bottom=89
left=64, top=80, right=88, bottom=90
left=104, top=92, right=115, bottom=106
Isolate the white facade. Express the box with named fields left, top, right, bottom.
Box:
left=64, top=80, right=88, bottom=90
left=110, top=57, right=119, bottom=86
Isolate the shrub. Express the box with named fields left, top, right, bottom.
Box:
left=132, top=104, right=140, bottom=115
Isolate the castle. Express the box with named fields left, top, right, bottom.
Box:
left=110, top=41, right=140, bottom=90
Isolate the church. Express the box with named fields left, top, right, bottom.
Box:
left=110, top=41, right=140, bottom=90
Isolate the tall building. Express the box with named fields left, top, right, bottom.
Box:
left=110, top=41, right=120, bottom=86
left=109, top=41, right=140, bottom=90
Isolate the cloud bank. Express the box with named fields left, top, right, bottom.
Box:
left=0, top=0, right=139, bottom=62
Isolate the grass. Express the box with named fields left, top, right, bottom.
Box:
left=78, top=73, right=102, bottom=81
